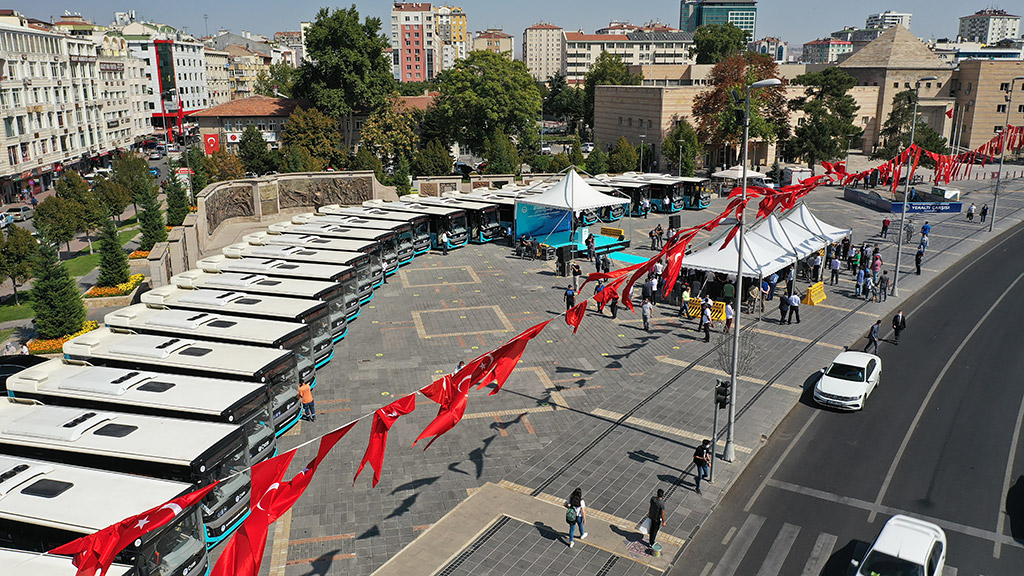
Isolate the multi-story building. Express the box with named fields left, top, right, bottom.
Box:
left=831, top=26, right=888, bottom=54
left=225, top=44, right=271, bottom=100
left=299, top=21, right=312, bottom=64
left=929, top=39, right=1024, bottom=64
left=563, top=31, right=695, bottom=84
left=958, top=9, right=1020, bottom=44
left=596, top=21, right=678, bottom=35
left=866, top=11, right=912, bottom=30
left=273, top=31, right=303, bottom=63
left=434, top=5, right=467, bottom=73
left=390, top=3, right=437, bottom=82
left=946, top=60, right=1024, bottom=151
left=97, top=35, right=151, bottom=154
left=802, top=37, right=853, bottom=64
left=193, top=95, right=308, bottom=152
left=204, top=47, right=231, bottom=107
left=680, top=0, right=757, bottom=40
left=473, top=29, right=513, bottom=55
left=523, top=22, right=564, bottom=82
left=749, top=36, right=788, bottom=62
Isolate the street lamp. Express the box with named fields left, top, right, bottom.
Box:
left=678, top=140, right=683, bottom=177
left=639, top=134, right=647, bottom=173
left=891, top=76, right=937, bottom=298
left=724, top=77, right=781, bottom=463
left=989, top=76, right=1024, bottom=233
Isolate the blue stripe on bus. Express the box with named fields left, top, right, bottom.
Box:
left=360, top=294, right=374, bottom=305
left=275, top=410, right=303, bottom=436
left=314, top=349, right=334, bottom=370
left=205, top=509, right=251, bottom=548
left=332, top=327, right=348, bottom=343
left=348, top=308, right=360, bottom=321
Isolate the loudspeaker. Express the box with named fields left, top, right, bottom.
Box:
left=669, top=215, right=681, bottom=229
left=557, top=246, right=574, bottom=262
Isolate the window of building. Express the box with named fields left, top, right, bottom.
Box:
left=893, top=82, right=899, bottom=88
left=995, top=126, right=1003, bottom=133
left=1018, top=104, right=1024, bottom=113
left=997, top=104, right=1007, bottom=113
left=1000, top=82, right=1010, bottom=91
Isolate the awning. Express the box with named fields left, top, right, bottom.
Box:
left=516, top=169, right=627, bottom=211
left=712, top=165, right=767, bottom=180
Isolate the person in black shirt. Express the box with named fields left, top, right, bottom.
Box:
left=647, top=489, right=667, bottom=547
left=693, top=439, right=711, bottom=495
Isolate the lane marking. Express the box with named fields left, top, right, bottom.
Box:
left=756, top=523, right=800, bottom=576
left=268, top=508, right=293, bottom=576
left=591, top=408, right=752, bottom=454
left=994, top=377, right=1024, bottom=558
left=800, top=532, right=837, bottom=576
left=711, top=514, right=765, bottom=576
left=744, top=411, right=819, bottom=512
left=722, top=526, right=737, bottom=546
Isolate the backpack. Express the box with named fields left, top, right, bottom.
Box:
left=565, top=506, right=578, bottom=524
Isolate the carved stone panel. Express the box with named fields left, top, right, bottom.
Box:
left=278, top=175, right=374, bottom=209
left=204, top=184, right=255, bottom=234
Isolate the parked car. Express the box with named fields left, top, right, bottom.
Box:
left=581, top=142, right=595, bottom=153
left=148, top=151, right=162, bottom=161
left=852, top=515, right=946, bottom=576
left=812, top=351, right=881, bottom=411
left=5, top=206, right=33, bottom=222
left=751, top=176, right=778, bottom=190
left=540, top=143, right=552, bottom=155
left=0, top=213, right=12, bottom=229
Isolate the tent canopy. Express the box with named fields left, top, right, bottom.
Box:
left=517, top=169, right=627, bottom=211
left=712, top=165, right=767, bottom=180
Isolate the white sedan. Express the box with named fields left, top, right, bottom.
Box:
left=852, top=515, right=946, bottom=576
left=812, top=351, right=880, bottom=411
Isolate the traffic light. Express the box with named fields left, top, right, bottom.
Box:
left=715, top=378, right=731, bottom=409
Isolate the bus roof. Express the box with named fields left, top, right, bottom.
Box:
left=63, top=327, right=291, bottom=379
left=455, top=192, right=517, bottom=207
left=319, top=205, right=429, bottom=224
left=170, top=270, right=340, bottom=301
left=403, top=195, right=499, bottom=212
left=291, top=213, right=412, bottom=234
left=267, top=222, right=395, bottom=243
left=7, top=359, right=265, bottom=418
left=0, top=548, right=133, bottom=576
left=363, top=200, right=466, bottom=218
left=0, top=453, right=191, bottom=535
left=0, top=399, right=241, bottom=467
left=106, top=304, right=308, bottom=347
left=196, top=254, right=353, bottom=282
left=221, top=243, right=370, bottom=267
left=141, top=285, right=327, bottom=319
left=243, top=232, right=377, bottom=254
left=679, top=176, right=711, bottom=183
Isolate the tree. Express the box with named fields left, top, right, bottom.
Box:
left=96, top=217, right=129, bottom=288
left=544, top=72, right=586, bottom=133
left=112, top=153, right=153, bottom=207
left=0, top=225, right=36, bottom=305
left=608, top=137, right=638, bottom=173
left=164, top=177, right=190, bottom=227
left=392, top=156, right=412, bottom=195
left=34, top=196, right=84, bottom=257
left=55, top=171, right=105, bottom=253
left=662, top=118, right=703, bottom=177
left=872, top=90, right=949, bottom=166
left=789, top=67, right=862, bottom=171
left=207, top=150, right=245, bottom=182
left=412, top=140, right=454, bottom=177
left=238, top=125, right=277, bottom=175
left=282, top=107, right=344, bottom=169
left=429, top=50, right=542, bottom=153
left=255, top=62, right=296, bottom=97
left=136, top=189, right=167, bottom=252
left=279, top=145, right=327, bottom=173
left=585, top=143, right=609, bottom=175
left=185, top=146, right=210, bottom=198
left=352, top=145, right=384, bottom=182
left=92, top=177, right=132, bottom=223
left=583, top=52, right=642, bottom=127
left=360, top=94, right=419, bottom=168
left=30, top=241, right=86, bottom=340
left=567, top=135, right=586, bottom=167
left=692, top=23, right=748, bottom=65
left=548, top=153, right=571, bottom=173
left=396, top=80, right=439, bottom=97
left=484, top=128, right=521, bottom=175
left=293, top=5, right=396, bottom=148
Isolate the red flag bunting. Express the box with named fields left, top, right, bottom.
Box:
left=579, top=261, right=644, bottom=291
left=565, top=299, right=588, bottom=334
left=413, top=374, right=469, bottom=450
left=594, top=275, right=627, bottom=312
left=354, top=394, right=417, bottom=487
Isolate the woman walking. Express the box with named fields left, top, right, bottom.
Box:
left=564, top=487, right=587, bottom=548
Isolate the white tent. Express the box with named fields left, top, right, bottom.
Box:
left=780, top=204, right=851, bottom=244
left=517, top=169, right=628, bottom=211
left=712, top=165, right=767, bottom=180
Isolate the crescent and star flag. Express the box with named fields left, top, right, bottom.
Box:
left=580, top=261, right=645, bottom=291
left=354, top=394, right=417, bottom=487
left=946, top=107, right=954, bottom=118
left=413, top=373, right=470, bottom=450
left=566, top=299, right=588, bottom=334
left=473, top=320, right=551, bottom=395
left=594, top=275, right=627, bottom=312
left=204, top=133, right=220, bottom=154
left=50, top=483, right=217, bottom=576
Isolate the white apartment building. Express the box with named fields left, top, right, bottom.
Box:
left=523, top=22, right=564, bottom=82
left=801, top=37, right=853, bottom=64
left=563, top=31, right=695, bottom=84
left=958, top=9, right=1020, bottom=44
left=97, top=35, right=151, bottom=155
left=205, top=47, right=231, bottom=107
left=749, top=36, right=789, bottom=62
left=866, top=11, right=912, bottom=30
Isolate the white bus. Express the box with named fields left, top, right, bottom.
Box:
left=221, top=243, right=377, bottom=304
left=0, top=454, right=208, bottom=576
left=292, top=213, right=420, bottom=263
left=197, top=253, right=354, bottom=283
left=267, top=221, right=411, bottom=271
left=363, top=200, right=469, bottom=250
left=318, top=205, right=432, bottom=255
left=5, top=358, right=276, bottom=466
left=456, top=191, right=517, bottom=229
left=1, top=548, right=133, bottom=576
left=141, top=284, right=334, bottom=370
left=105, top=303, right=317, bottom=386
left=243, top=231, right=394, bottom=284
left=402, top=195, right=504, bottom=243
left=0, top=399, right=250, bottom=547
left=63, top=328, right=302, bottom=436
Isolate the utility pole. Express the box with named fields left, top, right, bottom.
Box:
left=989, top=76, right=1024, bottom=233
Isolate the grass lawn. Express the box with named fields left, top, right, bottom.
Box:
left=0, top=295, right=34, bottom=324
left=62, top=227, right=140, bottom=278
left=0, top=328, right=15, bottom=344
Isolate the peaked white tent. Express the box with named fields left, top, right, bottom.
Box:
left=517, top=169, right=628, bottom=211
left=780, top=204, right=850, bottom=244
left=712, top=165, right=767, bottom=180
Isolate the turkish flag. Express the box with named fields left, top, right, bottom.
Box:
left=946, top=107, right=954, bottom=118
left=354, top=394, right=417, bottom=487
left=594, top=275, right=627, bottom=312
left=413, top=374, right=470, bottom=450
left=50, top=483, right=216, bottom=576
left=472, top=320, right=551, bottom=395
left=580, top=261, right=644, bottom=291
left=565, top=299, right=588, bottom=334
left=204, top=133, right=220, bottom=154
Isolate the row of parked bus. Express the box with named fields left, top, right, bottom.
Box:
left=0, top=199, right=500, bottom=576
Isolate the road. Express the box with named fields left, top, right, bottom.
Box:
left=672, top=221, right=1024, bottom=575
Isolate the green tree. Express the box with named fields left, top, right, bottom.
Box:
left=164, top=177, right=190, bottom=227
left=567, top=135, right=586, bottom=167
left=112, top=153, right=153, bottom=208
left=294, top=5, right=395, bottom=148
left=255, top=62, right=296, bottom=97
left=34, top=196, right=84, bottom=257
left=484, top=128, right=522, bottom=175
left=0, top=225, right=36, bottom=305
left=608, top=137, right=638, bottom=173
left=392, top=156, right=412, bottom=195
left=55, top=171, right=105, bottom=253
left=279, top=145, right=327, bottom=173
left=872, top=90, right=949, bottom=166
left=544, top=72, right=585, bottom=132
left=360, top=94, right=419, bottom=167
left=412, top=140, right=453, bottom=177
left=583, top=52, right=642, bottom=127
left=185, top=146, right=210, bottom=198
left=661, top=118, right=703, bottom=177
left=352, top=145, right=384, bottom=182
left=136, top=189, right=167, bottom=251
left=30, top=241, right=86, bottom=340
left=529, top=155, right=552, bottom=173
left=548, top=152, right=571, bottom=173
left=585, top=143, right=609, bottom=174
left=282, top=107, right=344, bottom=169
left=95, top=217, right=129, bottom=288
left=692, top=23, right=748, bottom=65
left=207, top=150, right=245, bottom=182
left=789, top=67, right=862, bottom=171
left=396, top=80, right=439, bottom=97
left=429, top=50, right=542, bottom=153
left=92, top=176, right=132, bottom=222
left=238, top=125, right=277, bottom=175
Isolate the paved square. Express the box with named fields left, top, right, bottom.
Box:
left=401, top=266, right=481, bottom=288
left=412, top=305, right=515, bottom=338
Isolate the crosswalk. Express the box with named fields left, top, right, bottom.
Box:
left=703, top=514, right=960, bottom=576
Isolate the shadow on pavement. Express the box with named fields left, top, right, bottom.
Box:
left=297, top=549, right=342, bottom=576
left=1007, top=475, right=1024, bottom=542
left=821, top=539, right=866, bottom=576
left=532, top=521, right=562, bottom=542
left=391, top=475, right=441, bottom=494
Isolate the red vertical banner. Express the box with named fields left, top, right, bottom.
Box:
left=205, top=133, right=220, bottom=154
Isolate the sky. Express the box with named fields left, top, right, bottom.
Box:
left=19, top=1, right=984, bottom=49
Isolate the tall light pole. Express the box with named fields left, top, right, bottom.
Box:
left=639, top=134, right=647, bottom=173
left=890, top=76, right=937, bottom=298
left=724, top=77, right=781, bottom=463
left=989, top=76, right=1024, bottom=233
left=678, top=140, right=683, bottom=177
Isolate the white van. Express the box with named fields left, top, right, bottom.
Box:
left=930, top=186, right=961, bottom=201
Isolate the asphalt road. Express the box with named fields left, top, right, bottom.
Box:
left=671, top=222, right=1024, bottom=576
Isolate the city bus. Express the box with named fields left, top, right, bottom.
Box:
left=170, top=268, right=350, bottom=344
left=63, top=328, right=302, bottom=435
left=679, top=176, right=713, bottom=209
left=105, top=303, right=317, bottom=386
left=291, top=213, right=418, bottom=265
left=603, top=177, right=653, bottom=217
left=197, top=254, right=354, bottom=284
left=583, top=179, right=629, bottom=222
left=457, top=191, right=517, bottom=230
left=362, top=200, right=469, bottom=250
left=5, top=358, right=277, bottom=466
left=401, top=195, right=503, bottom=243
left=1, top=548, right=133, bottom=576
left=267, top=221, right=409, bottom=273
left=318, top=205, right=432, bottom=255
left=242, top=232, right=392, bottom=286
left=0, top=398, right=251, bottom=547
left=0, top=453, right=209, bottom=576
left=220, top=243, right=376, bottom=304
left=141, top=283, right=335, bottom=367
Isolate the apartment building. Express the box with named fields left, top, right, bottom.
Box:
left=563, top=31, right=695, bottom=84
left=473, top=29, right=513, bottom=55
left=749, top=36, right=788, bottom=62
left=958, top=9, right=1020, bottom=45
left=97, top=35, right=151, bottom=155
left=680, top=0, right=757, bottom=40
left=947, top=60, right=1024, bottom=152
left=225, top=44, right=271, bottom=100
left=802, top=37, right=853, bottom=64
left=390, top=3, right=437, bottom=82
left=204, top=47, right=231, bottom=107
left=523, top=22, right=564, bottom=82
left=435, top=5, right=467, bottom=73
left=866, top=11, right=912, bottom=30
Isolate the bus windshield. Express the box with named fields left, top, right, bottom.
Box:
left=305, top=308, right=332, bottom=353
left=412, top=221, right=429, bottom=240
left=451, top=214, right=468, bottom=234
left=482, top=208, right=499, bottom=228
left=235, top=394, right=275, bottom=463
left=137, top=507, right=206, bottom=576
left=282, top=331, right=314, bottom=384
left=200, top=440, right=250, bottom=520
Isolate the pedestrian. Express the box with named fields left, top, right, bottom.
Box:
left=830, top=256, right=841, bottom=285
left=693, top=439, right=711, bottom=494
left=967, top=203, right=976, bottom=222
left=722, top=280, right=735, bottom=303
left=863, top=274, right=874, bottom=301
left=778, top=292, right=790, bottom=325
left=878, top=271, right=890, bottom=301
left=594, top=278, right=606, bottom=305
left=653, top=259, right=664, bottom=283
left=646, top=489, right=667, bottom=548
left=921, top=221, right=931, bottom=236
left=767, top=272, right=778, bottom=301
left=980, top=204, right=989, bottom=223
left=880, top=217, right=891, bottom=239
left=841, top=236, right=851, bottom=259
left=439, top=230, right=449, bottom=256
left=455, top=360, right=466, bottom=372
left=812, top=253, right=822, bottom=283
left=642, top=197, right=650, bottom=218
left=641, top=277, right=653, bottom=303
left=855, top=267, right=865, bottom=297
left=702, top=306, right=713, bottom=342
left=918, top=234, right=929, bottom=253
left=724, top=303, right=733, bottom=334
left=915, top=249, right=924, bottom=275
left=564, top=285, right=576, bottom=311
left=654, top=224, right=664, bottom=249
left=849, top=249, right=860, bottom=272
left=609, top=292, right=619, bottom=319
left=649, top=228, right=657, bottom=250
left=697, top=298, right=708, bottom=331
left=586, top=235, right=597, bottom=263
left=788, top=291, right=801, bottom=324
left=680, top=285, right=692, bottom=318
left=641, top=298, right=654, bottom=332
left=600, top=254, right=611, bottom=274
left=564, top=487, right=587, bottom=548
left=298, top=381, right=316, bottom=422
left=571, top=261, right=582, bottom=291
left=786, top=266, right=795, bottom=294
left=864, top=319, right=881, bottom=354
left=3, top=342, right=14, bottom=355
left=892, top=310, right=907, bottom=344
left=871, top=255, right=882, bottom=282
left=19, top=342, right=28, bottom=355
left=649, top=275, right=659, bottom=305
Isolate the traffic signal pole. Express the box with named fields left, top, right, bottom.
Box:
left=711, top=378, right=731, bottom=482
left=711, top=394, right=720, bottom=483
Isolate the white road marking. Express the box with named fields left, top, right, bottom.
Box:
left=756, top=523, right=800, bottom=576
left=744, top=411, right=820, bottom=513
left=800, top=532, right=837, bottom=576
left=711, top=514, right=765, bottom=576
left=994, top=376, right=1024, bottom=558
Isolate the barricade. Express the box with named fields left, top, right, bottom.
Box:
left=802, top=282, right=827, bottom=306
left=600, top=226, right=625, bottom=240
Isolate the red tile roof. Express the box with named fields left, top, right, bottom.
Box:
left=477, top=31, right=513, bottom=39
left=394, top=3, right=432, bottom=12
left=527, top=23, right=562, bottom=30
left=565, top=32, right=626, bottom=42
left=400, top=92, right=439, bottom=111
left=192, top=95, right=311, bottom=118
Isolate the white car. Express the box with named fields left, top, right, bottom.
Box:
left=852, top=515, right=946, bottom=576
left=148, top=151, right=162, bottom=161
left=582, top=142, right=595, bottom=153
left=812, top=351, right=880, bottom=411
left=540, top=143, right=552, bottom=155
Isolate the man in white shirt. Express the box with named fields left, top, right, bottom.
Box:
left=787, top=292, right=801, bottom=324
left=724, top=303, right=734, bottom=334
left=641, top=298, right=654, bottom=331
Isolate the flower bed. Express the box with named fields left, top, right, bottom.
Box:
left=129, top=250, right=150, bottom=260
left=84, top=273, right=144, bottom=299
left=28, top=320, right=99, bottom=355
